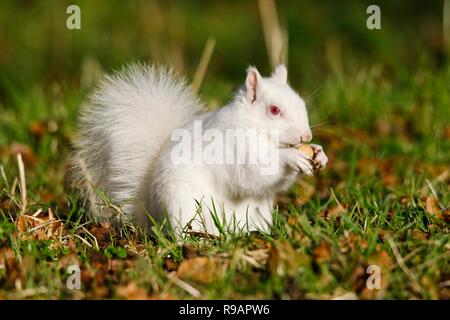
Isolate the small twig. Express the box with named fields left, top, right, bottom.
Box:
left=73, top=234, right=93, bottom=248
left=185, top=230, right=221, bottom=240
left=81, top=226, right=100, bottom=250
left=167, top=271, right=201, bottom=298
left=329, top=188, right=343, bottom=208
left=434, top=169, right=449, bottom=184
left=13, top=287, right=48, bottom=299
left=48, top=207, right=54, bottom=220
left=258, top=0, right=288, bottom=68
left=20, top=214, right=44, bottom=223
left=192, top=37, right=216, bottom=94
left=26, top=220, right=60, bottom=234
left=385, top=234, right=422, bottom=290
left=425, top=178, right=443, bottom=209
left=439, top=280, right=450, bottom=288
left=10, top=177, right=18, bottom=195
left=241, top=254, right=263, bottom=269
left=32, top=208, right=43, bottom=217
left=17, top=154, right=27, bottom=215
left=332, top=292, right=358, bottom=300
left=0, top=164, right=9, bottom=190
left=387, top=247, right=422, bottom=272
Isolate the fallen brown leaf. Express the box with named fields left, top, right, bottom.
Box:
left=411, top=229, right=428, bottom=241
left=28, top=121, right=47, bottom=138
left=313, top=240, right=332, bottom=263
left=58, top=253, right=80, bottom=269
left=439, top=287, right=450, bottom=299
left=182, top=244, right=198, bottom=259
left=176, top=256, right=221, bottom=284
left=41, top=192, right=54, bottom=203
left=1, top=199, right=12, bottom=210
left=0, top=247, right=16, bottom=270
left=381, top=174, right=398, bottom=187
left=425, top=196, right=440, bottom=215
left=163, top=257, right=179, bottom=271
left=91, top=251, right=108, bottom=271
left=116, top=282, right=149, bottom=300
left=321, top=204, right=346, bottom=220
left=368, top=248, right=393, bottom=269
left=374, top=119, right=392, bottom=136
left=81, top=269, right=93, bottom=287
left=443, top=126, right=450, bottom=140
left=357, top=158, right=378, bottom=176
left=268, top=240, right=310, bottom=277
left=442, top=209, right=450, bottom=223
left=149, top=292, right=177, bottom=300
left=350, top=266, right=367, bottom=293
left=424, top=196, right=448, bottom=222
left=89, top=223, right=112, bottom=246
left=338, top=231, right=357, bottom=254
left=16, top=210, right=64, bottom=241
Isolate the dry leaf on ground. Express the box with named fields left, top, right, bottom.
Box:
left=321, top=204, right=346, bottom=220
left=313, top=240, right=332, bottom=263
left=116, top=282, right=149, bottom=300
left=425, top=196, right=449, bottom=222
left=89, top=222, right=112, bottom=246
left=176, top=256, right=221, bottom=284
left=268, top=240, right=310, bottom=277
left=16, top=210, right=64, bottom=241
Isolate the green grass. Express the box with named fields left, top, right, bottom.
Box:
left=0, top=0, right=449, bottom=299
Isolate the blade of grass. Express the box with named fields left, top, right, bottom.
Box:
left=17, top=154, right=27, bottom=215
left=192, top=37, right=216, bottom=94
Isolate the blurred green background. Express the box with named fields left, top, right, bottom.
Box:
left=0, top=1, right=446, bottom=84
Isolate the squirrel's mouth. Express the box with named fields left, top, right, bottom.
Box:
left=278, top=142, right=300, bottom=149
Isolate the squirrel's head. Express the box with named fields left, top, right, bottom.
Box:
left=238, top=64, right=312, bottom=148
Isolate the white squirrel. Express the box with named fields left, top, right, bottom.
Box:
left=69, top=63, right=328, bottom=237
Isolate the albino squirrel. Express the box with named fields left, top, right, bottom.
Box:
left=70, top=64, right=328, bottom=237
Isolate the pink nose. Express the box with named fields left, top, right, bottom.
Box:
left=300, top=131, right=312, bottom=143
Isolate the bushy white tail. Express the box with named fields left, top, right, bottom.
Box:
left=69, top=64, right=203, bottom=223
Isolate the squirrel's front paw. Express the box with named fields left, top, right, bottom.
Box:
left=282, top=149, right=314, bottom=176
left=310, top=144, right=328, bottom=171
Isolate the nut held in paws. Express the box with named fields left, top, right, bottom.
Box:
left=298, top=144, right=314, bottom=159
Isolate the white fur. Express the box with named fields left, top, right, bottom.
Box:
left=73, top=63, right=327, bottom=237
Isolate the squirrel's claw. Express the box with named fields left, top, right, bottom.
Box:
left=310, top=144, right=328, bottom=171
left=282, top=148, right=314, bottom=176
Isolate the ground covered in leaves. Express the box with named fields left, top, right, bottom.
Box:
left=0, top=1, right=449, bottom=299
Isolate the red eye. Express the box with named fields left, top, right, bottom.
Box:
left=269, top=105, right=281, bottom=116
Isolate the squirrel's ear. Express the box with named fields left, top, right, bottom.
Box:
left=272, top=64, right=287, bottom=84
left=245, top=66, right=261, bottom=103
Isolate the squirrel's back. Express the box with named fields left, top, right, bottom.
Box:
left=69, top=64, right=203, bottom=223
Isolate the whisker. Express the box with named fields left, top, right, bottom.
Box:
left=305, top=82, right=326, bottom=104
left=310, top=112, right=333, bottom=129
left=310, top=119, right=331, bottom=129
left=311, top=126, right=334, bottom=133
